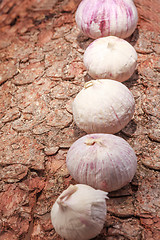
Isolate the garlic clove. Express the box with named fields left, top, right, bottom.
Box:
left=51, top=184, right=108, bottom=240
left=75, top=0, right=138, bottom=39
left=83, top=36, right=138, bottom=82
left=72, top=79, right=135, bottom=134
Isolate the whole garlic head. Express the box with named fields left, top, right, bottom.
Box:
left=75, top=0, right=138, bottom=39
left=84, top=36, right=137, bottom=82
left=66, top=134, right=137, bottom=192
left=51, top=184, right=108, bottom=240
left=72, top=79, right=135, bottom=134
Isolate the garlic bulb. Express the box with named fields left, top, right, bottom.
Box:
left=66, top=134, right=137, bottom=192
left=51, top=184, right=108, bottom=240
left=75, top=0, right=138, bottom=39
left=83, top=36, right=137, bottom=82
left=72, top=79, right=135, bottom=134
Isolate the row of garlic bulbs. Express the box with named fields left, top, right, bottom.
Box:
left=51, top=0, right=139, bottom=239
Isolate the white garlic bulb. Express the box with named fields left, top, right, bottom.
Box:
left=51, top=184, right=108, bottom=240
left=66, top=134, right=137, bottom=192
left=84, top=36, right=137, bottom=82
left=75, top=0, right=138, bottom=39
left=72, top=79, right=135, bottom=134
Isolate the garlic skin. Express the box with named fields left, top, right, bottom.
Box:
left=72, top=79, right=135, bottom=134
left=75, top=0, right=138, bottom=39
left=83, top=36, right=137, bottom=82
left=51, top=184, right=108, bottom=240
left=66, top=134, right=137, bottom=192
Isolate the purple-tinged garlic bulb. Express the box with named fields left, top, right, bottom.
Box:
left=51, top=184, right=108, bottom=240
left=66, top=134, right=137, bottom=192
left=72, top=79, right=135, bottom=134
left=75, top=0, right=138, bottom=39
left=84, top=36, right=137, bottom=82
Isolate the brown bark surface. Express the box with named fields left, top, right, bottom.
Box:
left=0, top=0, right=159, bottom=239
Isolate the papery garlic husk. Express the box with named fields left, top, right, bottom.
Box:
left=51, top=184, right=108, bottom=240
left=72, top=79, right=135, bottom=134
left=75, top=0, right=138, bottom=39
left=66, top=134, right=137, bottom=192
left=83, top=36, right=137, bottom=82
